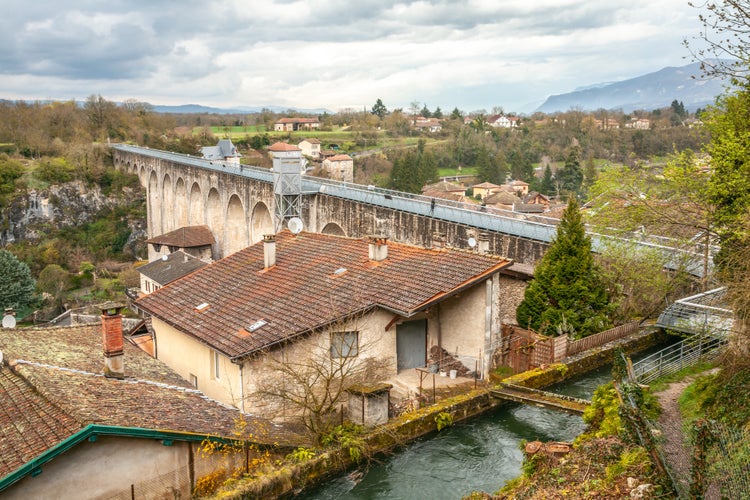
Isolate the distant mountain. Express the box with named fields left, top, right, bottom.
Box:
left=536, top=63, right=730, bottom=113
left=150, top=103, right=331, bottom=115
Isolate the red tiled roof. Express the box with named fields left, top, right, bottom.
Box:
left=0, top=367, right=80, bottom=478
left=146, top=225, right=215, bottom=248
left=0, top=324, right=288, bottom=480
left=275, top=118, right=319, bottom=124
left=268, top=142, right=301, bottom=152
left=326, top=154, right=352, bottom=161
left=136, top=231, right=512, bottom=359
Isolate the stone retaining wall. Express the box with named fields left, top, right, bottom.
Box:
left=210, top=326, right=666, bottom=499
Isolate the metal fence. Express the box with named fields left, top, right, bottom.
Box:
left=631, top=334, right=726, bottom=384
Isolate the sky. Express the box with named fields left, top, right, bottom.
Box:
left=0, top=0, right=708, bottom=114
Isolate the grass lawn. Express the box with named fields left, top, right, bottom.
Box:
left=437, top=166, right=477, bottom=177
left=201, top=126, right=436, bottom=153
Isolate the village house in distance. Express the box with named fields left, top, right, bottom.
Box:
left=135, top=231, right=513, bottom=418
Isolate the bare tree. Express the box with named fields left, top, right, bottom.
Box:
left=253, top=311, right=391, bottom=443
left=685, top=1, right=750, bottom=83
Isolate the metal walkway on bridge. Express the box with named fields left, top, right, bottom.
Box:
left=656, top=287, right=733, bottom=336
left=490, top=383, right=591, bottom=415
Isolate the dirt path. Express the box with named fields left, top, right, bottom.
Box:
left=654, top=380, right=693, bottom=496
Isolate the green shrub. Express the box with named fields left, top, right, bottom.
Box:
left=435, top=411, right=454, bottom=431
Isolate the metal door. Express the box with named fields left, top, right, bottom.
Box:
left=397, top=319, right=427, bottom=371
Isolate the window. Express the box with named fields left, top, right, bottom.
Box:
left=330, top=331, right=359, bottom=358
left=189, top=373, right=198, bottom=388
left=212, top=350, right=220, bottom=379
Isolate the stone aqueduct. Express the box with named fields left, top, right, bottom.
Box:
left=112, top=144, right=552, bottom=265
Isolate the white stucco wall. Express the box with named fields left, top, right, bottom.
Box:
left=152, top=317, right=242, bottom=407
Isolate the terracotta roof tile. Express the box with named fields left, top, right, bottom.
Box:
left=326, top=154, right=352, bottom=161
left=268, top=142, right=301, bottom=152
left=0, top=324, right=295, bottom=479
left=146, top=225, right=215, bottom=248
left=136, top=231, right=512, bottom=359
left=0, top=367, right=80, bottom=478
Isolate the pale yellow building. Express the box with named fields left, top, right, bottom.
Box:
left=136, top=231, right=514, bottom=419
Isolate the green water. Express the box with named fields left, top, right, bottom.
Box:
left=299, top=363, right=617, bottom=499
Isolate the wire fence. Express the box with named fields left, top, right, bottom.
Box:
left=105, top=463, right=192, bottom=499
left=619, top=352, right=750, bottom=499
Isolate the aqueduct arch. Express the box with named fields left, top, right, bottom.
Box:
left=188, top=183, right=203, bottom=226
left=175, top=178, right=188, bottom=228
left=162, top=173, right=175, bottom=233
left=321, top=222, right=346, bottom=236
left=225, top=194, right=248, bottom=255
left=206, top=188, right=224, bottom=256
left=250, top=202, right=273, bottom=244
left=148, top=171, right=161, bottom=237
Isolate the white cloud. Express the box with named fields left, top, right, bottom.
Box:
left=0, top=0, right=708, bottom=113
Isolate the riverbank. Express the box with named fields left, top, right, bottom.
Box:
left=206, top=327, right=666, bottom=499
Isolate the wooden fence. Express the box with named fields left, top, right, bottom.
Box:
left=566, top=321, right=640, bottom=356
left=496, top=321, right=640, bottom=374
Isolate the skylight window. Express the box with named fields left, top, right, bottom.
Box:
left=195, top=302, right=210, bottom=312
left=333, top=267, right=347, bottom=275
left=247, top=319, right=267, bottom=332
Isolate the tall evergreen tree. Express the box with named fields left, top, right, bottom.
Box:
left=555, top=145, right=584, bottom=195
left=0, top=249, right=35, bottom=310
left=540, top=164, right=555, bottom=196
left=516, top=196, right=613, bottom=338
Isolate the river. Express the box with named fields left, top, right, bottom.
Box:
left=299, top=363, right=618, bottom=499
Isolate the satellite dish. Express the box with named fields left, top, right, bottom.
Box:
left=0, top=350, right=3, bottom=364
left=468, top=237, right=477, bottom=248
left=161, top=254, right=168, bottom=261
left=2, top=315, right=16, bottom=329
left=288, top=217, right=304, bottom=235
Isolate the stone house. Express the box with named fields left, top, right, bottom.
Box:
left=135, top=231, right=513, bottom=419
left=487, top=115, right=519, bottom=128
left=138, top=250, right=207, bottom=296
left=200, top=139, right=241, bottom=165
left=146, top=225, right=215, bottom=262
left=0, top=310, right=283, bottom=499
left=321, top=154, right=354, bottom=182
left=298, top=138, right=321, bottom=159
left=472, top=182, right=503, bottom=200
left=273, top=117, right=321, bottom=132
left=414, top=117, right=442, bottom=133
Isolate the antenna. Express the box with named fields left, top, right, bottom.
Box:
left=2, top=314, right=16, bottom=329
left=287, top=217, right=304, bottom=235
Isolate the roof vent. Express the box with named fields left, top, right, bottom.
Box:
left=247, top=319, right=267, bottom=332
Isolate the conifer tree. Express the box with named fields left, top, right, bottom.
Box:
left=516, top=196, right=613, bottom=338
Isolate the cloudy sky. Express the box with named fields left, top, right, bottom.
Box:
left=0, top=0, right=707, bottom=114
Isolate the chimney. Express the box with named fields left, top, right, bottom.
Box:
left=478, top=232, right=490, bottom=254
left=100, top=301, right=125, bottom=379
left=368, top=236, right=388, bottom=262
left=263, top=234, right=276, bottom=269
left=432, top=232, right=446, bottom=249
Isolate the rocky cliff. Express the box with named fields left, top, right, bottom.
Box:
left=0, top=181, right=147, bottom=257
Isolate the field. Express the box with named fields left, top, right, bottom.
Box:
left=199, top=126, right=432, bottom=153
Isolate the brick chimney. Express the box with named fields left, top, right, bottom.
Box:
left=368, top=236, right=388, bottom=262
left=100, top=301, right=125, bottom=379
left=263, top=234, right=276, bottom=269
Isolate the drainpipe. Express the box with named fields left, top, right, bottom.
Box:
left=239, top=363, right=245, bottom=413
